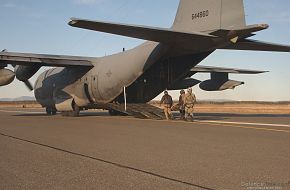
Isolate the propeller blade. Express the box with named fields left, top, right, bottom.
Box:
left=23, top=80, right=33, bottom=91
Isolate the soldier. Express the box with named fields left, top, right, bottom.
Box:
left=184, top=88, right=196, bottom=121
left=179, top=90, right=186, bottom=120
left=160, top=91, right=173, bottom=120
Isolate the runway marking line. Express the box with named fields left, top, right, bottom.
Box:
left=1, top=109, right=290, bottom=133
left=113, top=116, right=290, bottom=133
left=197, top=120, right=290, bottom=128
left=90, top=115, right=290, bottom=134
left=195, top=121, right=290, bottom=134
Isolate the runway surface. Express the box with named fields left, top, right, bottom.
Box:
left=0, top=108, right=289, bottom=190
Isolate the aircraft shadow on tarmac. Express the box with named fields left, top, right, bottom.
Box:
left=12, top=112, right=109, bottom=117
left=12, top=112, right=227, bottom=121
left=195, top=113, right=290, bottom=118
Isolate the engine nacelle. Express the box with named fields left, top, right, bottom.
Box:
left=35, top=67, right=90, bottom=110
left=199, top=79, right=244, bottom=91
left=199, top=72, right=244, bottom=91
left=0, top=69, right=15, bottom=86
left=15, top=65, right=41, bottom=81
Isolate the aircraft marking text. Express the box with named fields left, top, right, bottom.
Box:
left=192, top=10, right=209, bottom=20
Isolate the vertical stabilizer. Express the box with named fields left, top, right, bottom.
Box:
left=172, top=0, right=246, bottom=33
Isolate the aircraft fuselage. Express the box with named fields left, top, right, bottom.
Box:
left=34, top=41, right=211, bottom=110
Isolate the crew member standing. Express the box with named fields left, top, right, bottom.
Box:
left=160, top=91, right=173, bottom=120
left=179, top=90, right=186, bottom=120
left=184, top=88, right=196, bottom=121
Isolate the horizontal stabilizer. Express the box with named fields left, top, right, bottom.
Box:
left=190, top=66, right=267, bottom=74
left=68, top=18, right=216, bottom=44
left=221, top=39, right=290, bottom=52
left=211, top=24, right=269, bottom=39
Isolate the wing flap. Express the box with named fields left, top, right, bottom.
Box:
left=0, top=52, right=94, bottom=67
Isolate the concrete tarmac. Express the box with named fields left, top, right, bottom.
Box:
left=0, top=108, right=289, bottom=190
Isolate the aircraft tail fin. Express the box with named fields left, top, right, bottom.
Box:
left=172, top=0, right=246, bottom=33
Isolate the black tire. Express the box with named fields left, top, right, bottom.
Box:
left=72, top=103, right=80, bottom=117
left=69, top=110, right=79, bottom=117
left=46, top=107, right=52, bottom=115
left=61, top=104, right=80, bottom=117
left=46, top=107, right=57, bottom=116
left=51, top=108, right=57, bottom=115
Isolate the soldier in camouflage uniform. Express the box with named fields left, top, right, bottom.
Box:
left=179, top=90, right=186, bottom=120
left=184, top=88, right=196, bottom=121
left=160, top=91, right=173, bottom=120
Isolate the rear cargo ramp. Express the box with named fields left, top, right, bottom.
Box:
left=108, top=103, right=166, bottom=120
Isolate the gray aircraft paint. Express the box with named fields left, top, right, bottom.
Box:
left=34, top=41, right=168, bottom=107
left=0, top=69, right=15, bottom=86
left=172, top=0, right=246, bottom=33
left=1, top=0, right=290, bottom=115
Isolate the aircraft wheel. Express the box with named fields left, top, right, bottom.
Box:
left=61, top=105, right=80, bottom=117
left=46, top=107, right=57, bottom=116
left=72, top=104, right=80, bottom=117
left=46, top=107, right=52, bottom=115
left=69, top=110, right=80, bottom=117
left=51, top=108, right=57, bottom=115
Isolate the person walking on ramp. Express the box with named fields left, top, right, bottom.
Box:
left=184, top=88, right=196, bottom=121
left=179, top=90, right=186, bottom=120
left=160, top=91, right=173, bottom=120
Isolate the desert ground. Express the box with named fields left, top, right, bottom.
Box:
left=1, top=101, right=289, bottom=115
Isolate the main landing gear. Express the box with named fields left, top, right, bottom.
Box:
left=45, top=103, right=80, bottom=117
left=46, top=107, right=57, bottom=115
left=61, top=104, right=80, bottom=117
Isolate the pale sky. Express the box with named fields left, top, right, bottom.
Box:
left=0, top=0, right=289, bottom=101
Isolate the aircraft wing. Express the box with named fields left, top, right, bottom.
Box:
left=190, top=66, right=267, bottom=75
left=221, top=39, right=290, bottom=52
left=0, top=52, right=94, bottom=67
left=68, top=18, right=217, bottom=44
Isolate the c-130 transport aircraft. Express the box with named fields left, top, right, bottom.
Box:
left=0, top=0, right=290, bottom=117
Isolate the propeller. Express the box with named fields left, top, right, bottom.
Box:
left=23, top=80, right=34, bottom=91
left=12, top=65, right=34, bottom=91
left=1, top=49, right=35, bottom=91
left=1, top=49, right=8, bottom=69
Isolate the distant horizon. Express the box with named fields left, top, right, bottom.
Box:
left=0, top=0, right=290, bottom=101
left=1, top=96, right=290, bottom=103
